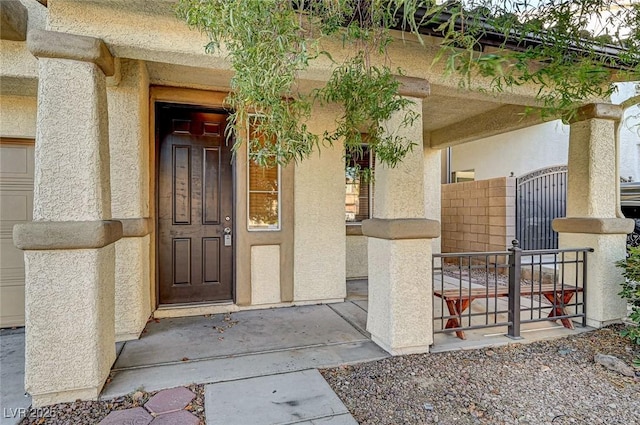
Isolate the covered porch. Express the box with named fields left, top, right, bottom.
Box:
left=1, top=0, right=633, bottom=409
left=2, top=278, right=589, bottom=405
left=0, top=281, right=592, bottom=425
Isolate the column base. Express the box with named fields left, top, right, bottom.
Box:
left=371, top=334, right=430, bottom=356
left=585, top=317, right=624, bottom=329
left=558, top=232, right=628, bottom=326
left=366, top=237, right=434, bottom=356
left=116, top=330, right=144, bottom=342
left=24, top=246, right=116, bottom=406
left=31, top=382, right=105, bottom=408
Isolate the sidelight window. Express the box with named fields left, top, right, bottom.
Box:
left=247, top=117, right=281, bottom=231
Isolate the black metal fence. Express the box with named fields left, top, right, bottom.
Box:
left=432, top=241, right=591, bottom=340
left=516, top=166, right=567, bottom=250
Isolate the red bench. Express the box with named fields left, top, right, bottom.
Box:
left=433, top=284, right=583, bottom=340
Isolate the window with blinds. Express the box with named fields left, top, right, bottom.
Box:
left=247, top=118, right=280, bottom=231
left=345, top=145, right=373, bottom=222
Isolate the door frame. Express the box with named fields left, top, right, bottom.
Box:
left=150, top=87, right=236, bottom=308
left=149, top=86, right=296, bottom=312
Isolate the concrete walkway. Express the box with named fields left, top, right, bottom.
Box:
left=103, top=303, right=386, bottom=399
left=205, top=370, right=357, bottom=425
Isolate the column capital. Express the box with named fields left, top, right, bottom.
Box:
left=116, top=217, right=152, bottom=237
left=553, top=217, right=635, bottom=235
left=396, top=76, right=430, bottom=98
left=569, top=103, right=623, bottom=124
left=13, top=220, right=122, bottom=250
left=362, top=218, right=440, bottom=240
left=27, top=29, right=115, bottom=76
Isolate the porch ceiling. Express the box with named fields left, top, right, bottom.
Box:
left=145, top=60, right=549, bottom=149
left=422, top=94, right=503, bottom=132
left=427, top=103, right=550, bottom=149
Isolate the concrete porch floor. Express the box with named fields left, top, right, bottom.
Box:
left=102, top=301, right=386, bottom=399
left=104, top=279, right=590, bottom=398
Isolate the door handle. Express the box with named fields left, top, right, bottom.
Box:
left=223, top=227, right=232, bottom=247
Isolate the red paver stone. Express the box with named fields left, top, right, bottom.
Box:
left=144, top=387, right=196, bottom=415
left=150, top=410, right=201, bottom=425
left=98, top=407, right=153, bottom=425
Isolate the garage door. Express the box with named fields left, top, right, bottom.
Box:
left=0, top=139, right=34, bottom=328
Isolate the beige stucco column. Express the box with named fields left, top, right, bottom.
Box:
left=107, top=59, right=152, bottom=341
left=13, top=30, right=120, bottom=407
left=553, top=103, right=634, bottom=328
left=363, top=95, right=440, bottom=355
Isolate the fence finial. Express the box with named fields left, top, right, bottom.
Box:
left=511, top=239, right=520, bottom=249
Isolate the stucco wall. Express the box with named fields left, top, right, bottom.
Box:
left=0, top=95, right=37, bottom=138
left=294, top=105, right=346, bottom=302
left=107, top=59, right=151, bottom=339
left=107, top=59, right=150, bottom=219
left=47, top=0, right=224, bottom=69
left=346, top=234, right=367, bottom=279
left=451, top=121, right=570, bottom=181
left=452, top=82, right=639, bottom=182
left=114, top=236, right=149, bottom=340
left=367, top=234, right=433, bottom=354
left=441, top=177, right=515, bottom=252
left=251, top=245, right=282, bottom=305
left=20, top=0, right=46, bottom=30
left=10, top=0, right=632, bottom=318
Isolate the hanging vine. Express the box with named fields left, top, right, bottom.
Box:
left=176, top=0, right=640, bottom=166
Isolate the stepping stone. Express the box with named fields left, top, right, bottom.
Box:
left=144, top=387, right=196, bottom=415
left=98, top=407, right=152, bottom=425
left=150, top=410, right=200, bottom=425
left=204, top=369, right=356, bottom=425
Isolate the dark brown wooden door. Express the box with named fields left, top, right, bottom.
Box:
left=157, top=105, right=233, bottom=304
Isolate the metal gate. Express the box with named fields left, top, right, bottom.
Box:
left=516, top=165, right=567, bottom=250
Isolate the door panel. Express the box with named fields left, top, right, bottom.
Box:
left=158, top=106, right=233, bottom=304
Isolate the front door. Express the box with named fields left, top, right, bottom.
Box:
left=157, top=104, right=233, bottom=304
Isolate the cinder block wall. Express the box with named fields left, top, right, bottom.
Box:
left=441, top=177, right=516, bottom=252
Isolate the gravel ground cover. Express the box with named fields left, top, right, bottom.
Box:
left=322, top=326, right=640, bottom=425
left=18, top=384, right=205, bottom=425
left=13, top=327, right=639, bottom=425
